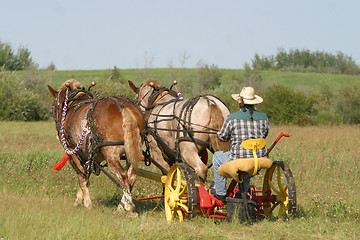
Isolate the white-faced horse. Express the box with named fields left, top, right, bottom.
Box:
left=129, top=78, right=230, bottom=181
left=48, top=79, right=145, bottom=217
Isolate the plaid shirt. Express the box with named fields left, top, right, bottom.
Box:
left=217, top=108, right=269, bottom=160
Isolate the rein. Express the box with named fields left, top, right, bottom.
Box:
left=55, top=87, right=151, bottom=176
left=138, top=85, right=225, bottom=162
left=146, top=90, right=220, bottom=135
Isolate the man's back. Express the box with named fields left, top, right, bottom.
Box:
left=218, top=108, right=269, bottom=159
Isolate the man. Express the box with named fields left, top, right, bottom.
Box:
left=213, top=87, right=269, bottom=203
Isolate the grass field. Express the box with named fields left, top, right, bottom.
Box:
left=22, top=68, right=360, bottom=92
left=0, top=121, right=359, bottom=239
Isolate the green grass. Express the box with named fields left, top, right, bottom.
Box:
left=2, top=68, right=358, bottom=238
left=258, top=70, right=360, bottom=90
left=0, top=121, right=359, bottom=239
left=19, top=68, right=360, bottom=91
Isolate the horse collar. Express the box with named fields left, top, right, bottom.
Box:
left=152, top=90, right=169, bottom=105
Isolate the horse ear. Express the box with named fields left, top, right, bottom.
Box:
left=48, top=85, right=58, bottom=97
left=128, top=80, right=138, bottom=93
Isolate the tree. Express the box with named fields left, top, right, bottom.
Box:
left=109, top=66, right=125, bottom=84
left=178, top=50, right=191, bottom=68
left=0, top=41, right=34, bottom=71
left=46, top=62, right=56, bottom=71
left=243, top=62, right=262, bottom=88
left=251, top=48, right=360, bottom=75
left=0, top=42, right=14, bottom=70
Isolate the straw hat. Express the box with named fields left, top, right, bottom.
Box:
left=231, top=87, right=263, bottom=105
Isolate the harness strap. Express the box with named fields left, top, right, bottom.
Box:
left=146, top=126, right=218, bottom=134
left=93, top=161, right=122, bottom=188
left=55, top=88, right=146, bottom=177
left=142, top=86, right=227, bottom=164
left=153, top=90, right=169, bottom=105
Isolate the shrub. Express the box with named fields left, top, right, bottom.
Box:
left=196, top=64, right=222, bottom=91
left=336, top=84, right=360, bottom=124
left=0, top=68, right=48, bottom=121
left=307, top=83, right=342, bottom=125
left=109, top=66, right=126, bottom=84
left=260, top=84, right=315, bottom=125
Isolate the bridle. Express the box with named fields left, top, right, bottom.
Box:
left=52, top=87, right=94, bottom=132
left=135, top=84, right=155, bottom=108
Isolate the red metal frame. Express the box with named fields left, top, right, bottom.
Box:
left=195, top=184, right=276, bottom=219
left=194, top=132, right=290, bottom=219
left=134, top=132, right=289, bottom=221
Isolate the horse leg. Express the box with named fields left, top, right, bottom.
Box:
left=68, top=155, right=92, bottom=208
left=102, top=146, right=138, bottom=217
left=127, top=165, right=136, bottom=191
left=180, top=143, right=208, bottom=182
left=147, top=135, right=170, bottom=174
left=73, top=188, right=83, bottom=207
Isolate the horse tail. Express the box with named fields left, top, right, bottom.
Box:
left=121, top=107, right=142, bottom=170
left=208, top=104, right=230, bottom=152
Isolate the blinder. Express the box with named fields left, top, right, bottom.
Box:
left=49, top=105, right=56, bottom=119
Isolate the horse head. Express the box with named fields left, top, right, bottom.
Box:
left=128, top=78, right=159, bottom=108
left=129, top=79, right=178, bottom=109
left=48, top=79, right=81, bottom=122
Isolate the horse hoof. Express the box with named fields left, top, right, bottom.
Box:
left=117, top=203, right=125, bottom=212
left=73, top=200, right=82, bottom=207
left=84, top=201, right=93, bottom=209
left=126, top=211, right=139, bottom=218
left=85, top=204, right=93, bottom=209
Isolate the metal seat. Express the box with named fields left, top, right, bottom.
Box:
left=218, top=139, right=273, bottom=182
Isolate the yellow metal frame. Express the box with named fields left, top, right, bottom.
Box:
left=164, top=165, right=189, bottom=222
left=241, top=138, right=266, bottom=175
left=263, top=163, right=290, bottom=218
left=136, top=168, right=167, bottom=184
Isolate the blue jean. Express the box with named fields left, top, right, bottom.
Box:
left=213, top=151, right=251, bottom=196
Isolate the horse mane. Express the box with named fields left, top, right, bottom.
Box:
left=59, top=79, right=81, bottom=91
left=144, top=78, right=161, bottom=88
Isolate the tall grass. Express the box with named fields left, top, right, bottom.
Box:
left=0, top=122, right=359, bottom=239
left=21, top=68, right=360, bottom=93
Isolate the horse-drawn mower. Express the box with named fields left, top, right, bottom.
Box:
left=51, top=80, right=296, bottom=223
left=135, top=132, right=296, bottom=222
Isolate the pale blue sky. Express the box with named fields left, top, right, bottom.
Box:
left=1, top=0, right=359, bottom=70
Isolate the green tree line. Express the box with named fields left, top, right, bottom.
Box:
left=251, top=49, right=360, bottom=75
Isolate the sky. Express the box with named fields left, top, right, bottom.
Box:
left=1, top=0, right=360, bottom=70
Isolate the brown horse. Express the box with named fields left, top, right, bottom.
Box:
left=48, top=79, right=145, bottom=217
left=129, top=78, right=230, bottom=181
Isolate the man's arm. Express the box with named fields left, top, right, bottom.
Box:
left=217, top=117, right=231, bottom=141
